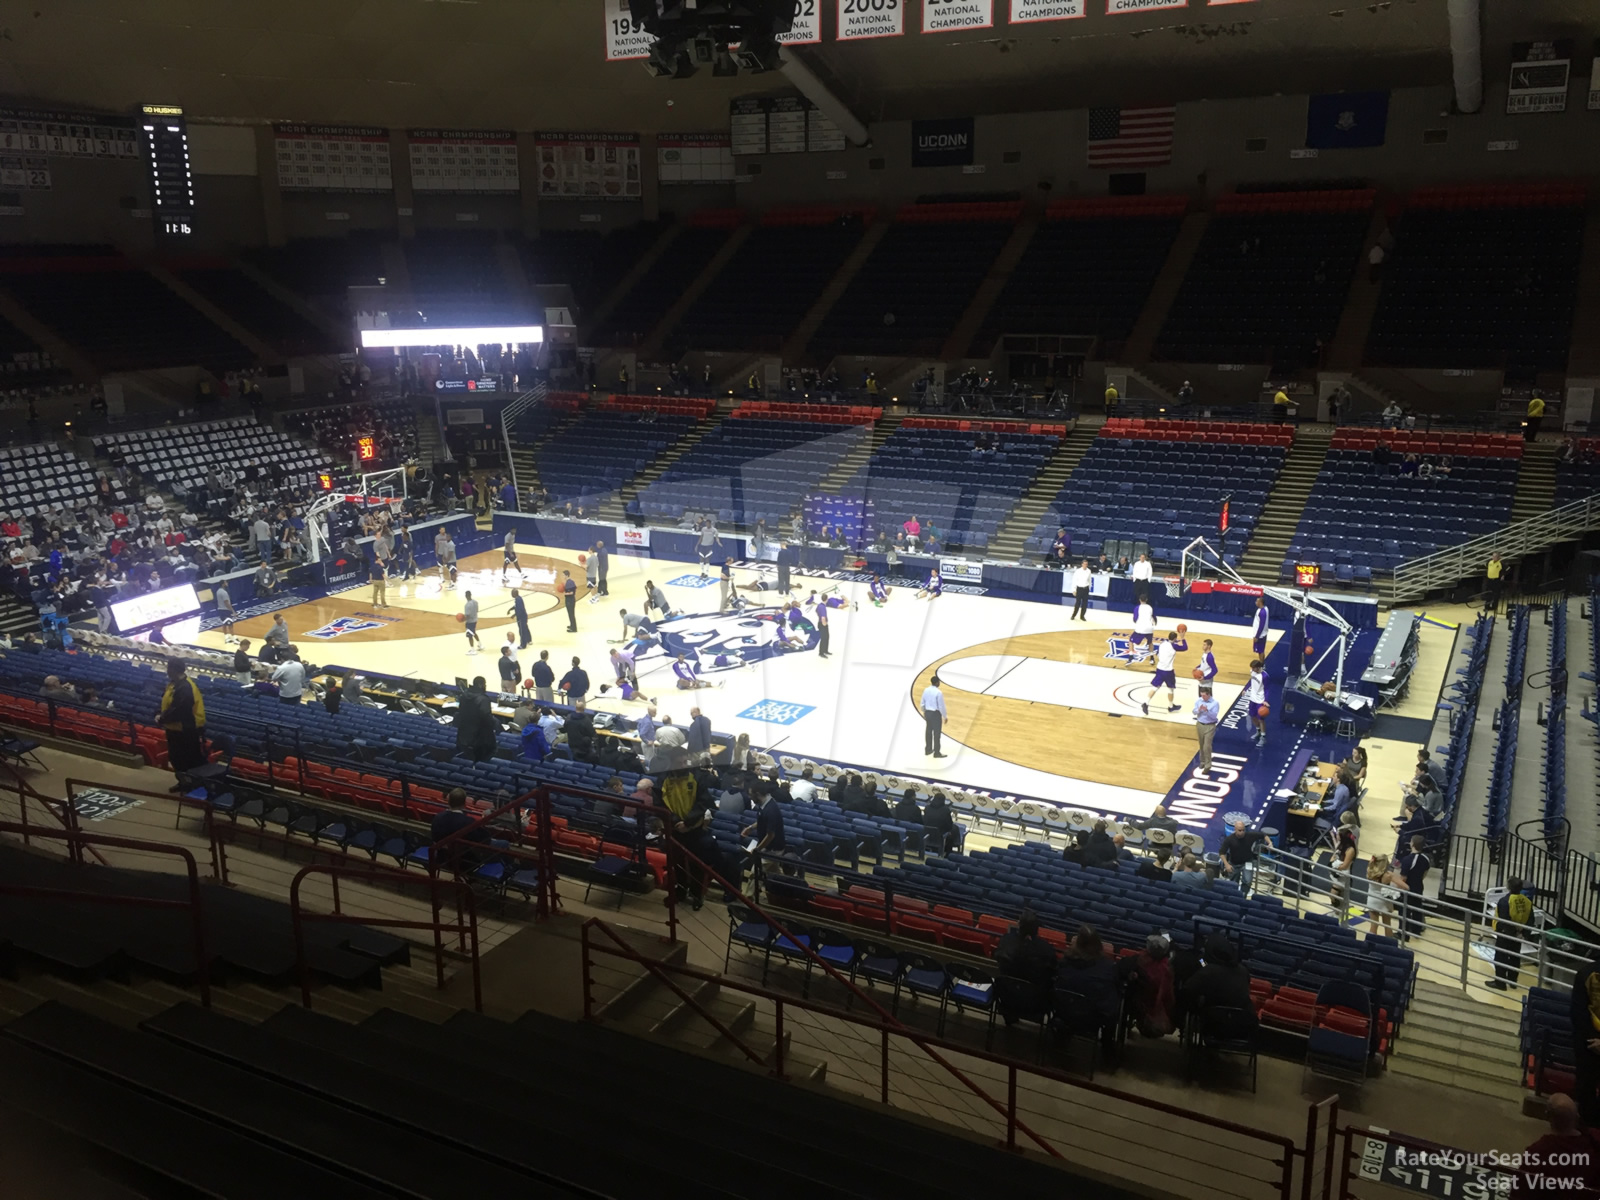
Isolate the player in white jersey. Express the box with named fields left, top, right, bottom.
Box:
left=1246, top=659, right=1269, bottom=745
left=1142, top=628, right=1190, bottom=715
left=1250, top=596, right=1270, bottom=657
left=1197, top=638, right=1219, bottom=687
left=1129, top=600, right=1156, bottom=660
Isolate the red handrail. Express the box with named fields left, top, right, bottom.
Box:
left=582, top=916, right=1302, bottom=1184
left=288, top=860, right=482, bottom=1013
left=0, top=818, right=211, bottom=1007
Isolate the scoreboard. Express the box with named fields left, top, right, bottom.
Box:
left=140, top=104, right=194, bottom=239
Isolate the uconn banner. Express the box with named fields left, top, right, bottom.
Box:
left=911, top=117, right=975, bottom=167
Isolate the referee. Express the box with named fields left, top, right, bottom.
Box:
left=921, top=675, right=948, bottom=759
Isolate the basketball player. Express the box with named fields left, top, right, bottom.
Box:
left=501, top=528, right=522, bottom=584
left=1197, top=638, right=1219, bottom=688
left=806, top=588, right=851, bottom=612
left=1250, top=596, right=1270, bottom=658
left=607, top=646, right=644, bottom=700
left=1129, top=597, right=1157, bottom=661
left=462, top=591, right=481, bottom=656
left=585, top=551, right=600, bottom=603
left=619, top=608, right=658, bottom=645
left=672, top=652, right=718, bottom=690
left=436, top=531, right=458, bottom=589
left=215, top=580, right=237, bottom=643
left=644, top=580, right=673, bottom=620
left=1142, top=629, right=1189, bottom=715
left=696, top=519, right=722, bottom=577
left=868, top=573, right=890, bottom=608
left=915, top=569, right=943, bottom=600
left=1246, top=659, right=1269, bottom=746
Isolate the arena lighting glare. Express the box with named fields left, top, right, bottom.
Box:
left=359, top=325, right=544, bottom=348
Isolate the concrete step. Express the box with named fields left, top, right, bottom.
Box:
left=1400, top=1018, right=1519, bottom=1059
left=1387, top=1054, right=1526, bottom=1102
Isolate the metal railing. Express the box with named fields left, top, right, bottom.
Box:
left=0, top=818, right=212, bottom=1007
left=581, top=916, right=1309, bottom=1200
left=289, top=861, right=482, bottom=1013
left=499, top=384, right=548, bottom=501
left=1389, top=492, right=1600, bottom=605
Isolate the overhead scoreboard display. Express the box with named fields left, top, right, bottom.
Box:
left=140, top=104, right=194, bottom=238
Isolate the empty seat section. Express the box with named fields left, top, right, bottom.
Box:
left=1281, top=429, right=1520, bottom=581
left=0, top=248, right=254, bottom=372
left=404, top=229, right=515, bottom=308
left=174, top=264, right=341, bottom=356
left=590, top=213, right=741, bottom=346
left=1367, top=183, right=1585, bottom=373
left=245, top=234, right=387, bottom=303
left=0, top=441, right=98, bottom=516
left=518, top=221, right=668, bottom=311
left=1555, top=438, right=1600, bottom=505
left=535, top=404, right=705, bottom=509
left=838, top=419, right=1060, bottom=552
left=638, top=407, right=875, bottom=527
left=810, top=202, right=1019, bottom=358
left=1156, top=190, right=1372, bottom=371
left=976, top=195, right=1186, bottom=354
left=93, top=417, right=332, bottom=497
left=1023, top=419, right=1290, bottom=565
left=671, top=207, right=873, bottom=353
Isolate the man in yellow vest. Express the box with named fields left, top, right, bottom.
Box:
left=1526, top=393, right=1545, bottom=442
left=1488, top=877, right=1534, bottom=989
left=1104, top=383, right=1118, bottom=415
left=1485, top=552, right=1504, bottom=614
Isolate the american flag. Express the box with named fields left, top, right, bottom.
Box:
left=1087, top=104, right=1177, bottom=168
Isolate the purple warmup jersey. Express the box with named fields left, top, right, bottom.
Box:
left=870, top=580, right=887, bottom=601
left=673, top=659, right=697, bottom=683
left=1201, top=651, right=1218, bottom=680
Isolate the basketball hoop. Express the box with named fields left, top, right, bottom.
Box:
left=1163, top=575, right=1182, bottom=598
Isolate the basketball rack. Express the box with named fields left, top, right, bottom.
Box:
left=307, top=467, right=408, bottom=565
left=1179, top=536, right=1355, bottom=698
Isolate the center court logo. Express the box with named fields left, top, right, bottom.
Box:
left=666, top=574, right=717, bottom=589
left=654, top=608, right=821, bottom=672
left=1104, top=634, right=1151, bottom=664
left=305, top=615, right=388, bottom=640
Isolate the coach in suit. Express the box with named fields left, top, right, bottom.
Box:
left=562, top=570, right=577, bottom=632
left=775, top=542, right=794, bottom=594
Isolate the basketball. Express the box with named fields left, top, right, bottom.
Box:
left=1176, top=623, right=1188, bottom=635
left=1192, top=666, right=1206, bottom=679
left=1257, top=703, right=1271, bottom=718
left=578, top=553, right=587, bottom=565
left=455, top=613, right=465, bottom=623
left=524, top=679, right=536, bottom=690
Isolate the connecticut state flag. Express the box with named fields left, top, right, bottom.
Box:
left=1305, top=91, right=1390, bottom=150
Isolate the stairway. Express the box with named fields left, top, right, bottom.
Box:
left=1235, top=428, right=1333, bottom=587
left=939, top=211, right=1042, bottom=360
left=988, top=421, right=1098, bottom=562
left=507, top=404, right=589, bottom=506
left=1324, top=205, right=1390, bottom=372
left=414, top=396, right=447, bottom=466
left=782, top=215, right=888, bottom=362
left=1512, top=441, right=1559, bottom=524
left=1387, top=979, right=1526, bottom=1102
left=1122, top=211, right=1210, bottom=365
left=0, top=593, right=36, bottom=638
left=594, top=403, right=732, bottom=523
left=814, top=409, right=903, bottom=494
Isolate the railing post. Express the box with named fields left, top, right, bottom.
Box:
left=1302, top=1102, right=1319, bottom=1200
left=1460, top=903, right=1473, bottom=990
left=881, top=1028, right=890, bottom=1106
left=1006, top=1064, right=1018, bottom=1152
left=581, top=923, right=595, bottom=1020
left=773, top=999, right=785, bottom=1079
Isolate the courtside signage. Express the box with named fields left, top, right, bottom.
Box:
left=938, top=557, right=985, bottom=584
left=614, top=525, right=651, bottom=550
left=1009, top=0, right=1086, bottom=22
left=923, top=0, right=993, bottom=32
left=838, top=0, right=904, bottom=40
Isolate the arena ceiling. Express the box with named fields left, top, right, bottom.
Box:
left=1, top=0, right=1596, bottom=131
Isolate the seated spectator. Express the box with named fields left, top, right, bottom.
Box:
left=1517, top=1096, right=1600, bottom=1200
left=1081, top=819, right=1119, bottom=869
left=893, top=787, right=922, bottom=824
left=789, top=766, right=818, bottom=803
left=38, top=675, right=76, bottom=701
left=994, top=908, right=1058, bottom=1025
left=1170, top=852, right=1214, bottom=887
left=921, top=790, right=959, bottom=854
left=1119, top=934, right=1176, bottom=1038
left=1180, top=933, right=1257, bottom=1029
left=565, top=698, right=597, bottom=761
left=429, top=787, right=488, bottom=846
left=1137, top=805, right=1180, bottom=835
left=1053, top=926, right=1121, bottom=1047
left=1136, top=846, right=1175, bottom=882
left=1393, top=797, right=1437, bottom=856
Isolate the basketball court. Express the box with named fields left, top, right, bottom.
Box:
left=196, top=539, right=1288, bottom=822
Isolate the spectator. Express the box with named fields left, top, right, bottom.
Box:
left=497, top=644, right=521, bottom=696
left=156, top=659, right=207, bottom=790
left=1518, top=1096, right=1600, bottom=1199
left=38, top=675, right=76, bottom=701
left=994, top=909, right=1058, bottom=1026
left=233, top=639, right=253, bottom=684
left=560, top=656, right=590, bottom=702
left=1487, top=877, right=1534, bottom=991
left=1180, top=932, right=1256, bottom=1028
left=530, top=649, right=555, bottom=703
left=1396, top=833, right=1431, bottom=940
left=893, top=787, right=922, bottom=824
left=1219, top=821, right=1268, bottom=893
left=565, top=698, right=597, bottom=761
left=740, top=787, right=787, bottom=883
left=922, top=790, right=959, bottom=854
left=1053, top=926, right=1121, bottom=1048
left=454, top=677, right=497, bottom=762
left=1119, top=934, right=1176, bottom=1038
left=686, top=705, right=712, bottom=756
left=1365, top=855, right=1403, bottom=940
left=789, top=766, right=818, bottom=803
left=1081, top=820, right=1119, bottom=870
left=270, top=648, right=306, bottom=704
left=429, top=787, right=488, bottom=846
